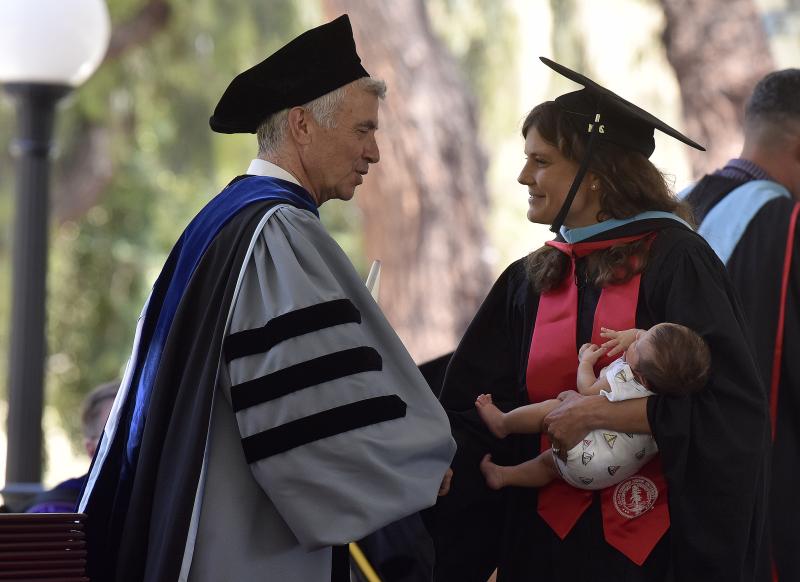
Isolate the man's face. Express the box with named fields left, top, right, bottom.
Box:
left=84, top=397, right=115, bottom=459
left=304, top=87, right=380, bottom=205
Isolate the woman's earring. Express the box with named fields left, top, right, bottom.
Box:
left=591, top=183, right=598, bottom=191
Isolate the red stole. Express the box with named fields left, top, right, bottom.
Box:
left=526, top=234, right=669, bottom=566
left=770, top=202, right=800, bottom=442
left=770, top=204, right=799, bottom=582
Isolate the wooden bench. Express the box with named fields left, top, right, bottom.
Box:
left=0, top=513, right=385, bottom=581
left=0, top=513, right=89, bottom=581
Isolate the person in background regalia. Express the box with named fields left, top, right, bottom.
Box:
left=683, top=68, right=800, bottom=581
left=24, top=381, right=118, bottom=514
left=78, top=15, right=455, bottom=582
left=431, top=58, right=770, bottom=582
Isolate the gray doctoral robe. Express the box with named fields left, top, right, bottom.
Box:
left=184, top=164, right=456, bottom=581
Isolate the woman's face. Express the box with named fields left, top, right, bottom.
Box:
left=517, top=127, right=602, bottom=227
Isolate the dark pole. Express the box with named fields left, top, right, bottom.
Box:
left=4, top=83, right=70, bottom=508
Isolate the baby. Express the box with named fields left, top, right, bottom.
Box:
left=477, top=322, right=710, bottom=491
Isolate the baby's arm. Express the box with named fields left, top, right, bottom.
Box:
left=577, top=343, right=608, bottom=395
left=582, top=372, right=610, bottom=395
left=600, top=327, right=644, bottom=356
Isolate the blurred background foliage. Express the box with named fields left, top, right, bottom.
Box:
left=0, top=0, right=799, bottom=481
left=2, top=0, right=322, bottom=457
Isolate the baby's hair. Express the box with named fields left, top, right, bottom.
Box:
left=636, top=323, right=710, bottom=396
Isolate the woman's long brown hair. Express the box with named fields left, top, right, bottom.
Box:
left=522, top=101, right=694, bottom=292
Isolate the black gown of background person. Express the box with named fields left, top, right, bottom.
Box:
left=688, top=175, right=800, bottom=580
left=431, top=218, right=771, bottom=582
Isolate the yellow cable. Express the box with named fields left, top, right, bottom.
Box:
left=349, top=541, right=382, bottom=582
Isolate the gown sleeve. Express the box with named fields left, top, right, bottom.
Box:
left=433, top=260, right=538, bottom=580
left=221, top=205, right=456, bottom=550
left=643, top=229, right=770, bottom=581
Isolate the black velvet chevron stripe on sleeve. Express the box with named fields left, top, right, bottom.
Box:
left=241, top=394, right=407, bottom=463
left=224, top=298, right=361, bottom=363
left=231, top=346, right=382, bottom=412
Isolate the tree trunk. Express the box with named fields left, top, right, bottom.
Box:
left=320, top=0, right=493, bottom=362
left=659, top=0, right=774, bottom=176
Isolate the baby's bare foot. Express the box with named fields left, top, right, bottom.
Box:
left=475, top=394, right=509, bottom=438
left=480, top=454, right=506, bottom=490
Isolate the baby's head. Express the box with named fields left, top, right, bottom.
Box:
left=627, top=323, right=711, bottom=396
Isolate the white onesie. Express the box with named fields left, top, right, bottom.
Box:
left=554, top=357, right=659, bottom=490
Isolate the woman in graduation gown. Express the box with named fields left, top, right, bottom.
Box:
left=432, top=59, right=770, bottom=582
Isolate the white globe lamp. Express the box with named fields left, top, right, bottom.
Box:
left=0, top=0, right=111, bottom=507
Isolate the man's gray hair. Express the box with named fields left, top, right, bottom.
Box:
left=256, top=77, right=386, bottom=156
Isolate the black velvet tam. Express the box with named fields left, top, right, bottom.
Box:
left=540, top=57, right=705, bottom=157
left=210, top=14, right=369, bottom=134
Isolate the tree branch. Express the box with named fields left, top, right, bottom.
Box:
left=53, top=0, right=173, bottom=223
left=105, top=0, right=172, bottom=62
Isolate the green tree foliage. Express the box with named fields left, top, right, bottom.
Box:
left=428, top=0, right=520, bottom=140
left=1, top=0, right=322, bottom=450
left=0, top=0, right=517, bottom=454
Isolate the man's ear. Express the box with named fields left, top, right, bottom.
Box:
left=287, top=106, right=313, bottom=145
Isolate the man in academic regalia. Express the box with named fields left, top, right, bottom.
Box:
left=683, top=68, right=800, bottom=581
left=78, top=15, right=456, bottom=582
left=24, top=381, right=118, bottom=514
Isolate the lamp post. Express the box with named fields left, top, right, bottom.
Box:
left=0, top=0, right=110, bottom=507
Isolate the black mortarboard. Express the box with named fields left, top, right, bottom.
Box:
left=210, top=15, right=369, bottom=134
left=538, top=57, right=705, bottom=233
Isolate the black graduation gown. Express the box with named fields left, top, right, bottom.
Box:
left=431, top=219, right=770, bottom=582
left=688, top=175, right=800, bottom=581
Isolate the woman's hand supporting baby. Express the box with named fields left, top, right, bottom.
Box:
left=543, top=394, right=652, bottom=460
left=541, top=391, right=604, bottom=460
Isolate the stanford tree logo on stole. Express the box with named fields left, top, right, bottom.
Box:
left=613, top=476, right=659, bottom=519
